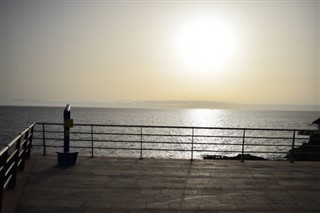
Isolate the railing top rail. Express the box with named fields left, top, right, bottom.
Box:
left=28, top=122, right=36, bottom=129
left=5, top=123, right=36, bottom=149
left=7, top=135, right=21, bottom=148
left=35, top=122, right=316, bottom=132
left=0, top=146, right=9, bottom=156
left=21, top=128, right=29, bottom=136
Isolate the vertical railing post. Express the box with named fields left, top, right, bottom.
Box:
left=8, top=136, right=21, bottom=190
left=0, top=147, right=9, bottom=213
left=26, top=124, right=34, bottom=159
left=290, top=130, right=296, bottom=163
left=91, top=125, right=94, bottom=158
left=42, top=123, right=46, bottom=156
left=139, top=127, right=143, bottom=160
left=191, top=128, right=194, bottom=161
left=241, top=129, right=246, bottom=162
left=18, top=130, right=28, bottom=171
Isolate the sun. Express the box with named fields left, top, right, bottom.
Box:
left=174, top=17, right=236, bottom=71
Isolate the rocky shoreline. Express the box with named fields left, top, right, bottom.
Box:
left=203, top=154, right=267, bottom=160
left=286, top=132, right=320, bottom=161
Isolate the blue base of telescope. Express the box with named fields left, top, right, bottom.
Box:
left=57, top=152, right=78, bottom=167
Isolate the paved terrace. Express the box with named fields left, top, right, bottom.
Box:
left=3, top=156, right=320, bottom=212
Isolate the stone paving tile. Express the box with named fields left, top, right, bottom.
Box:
left=83, top=208, right=129, bottom=213
left=16, top=205, right=83, bottom=213
left=4, top=155, right=320, bottom=212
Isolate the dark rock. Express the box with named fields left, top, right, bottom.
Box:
left=203, top=154, right=267, bottom=160
left=286, top=133, right=320, bottom=161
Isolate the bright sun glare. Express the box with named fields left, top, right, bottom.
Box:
left=175, top=18, right=236, bottom=72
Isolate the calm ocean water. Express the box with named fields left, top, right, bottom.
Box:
left=1, top=106, right=319, bottom=159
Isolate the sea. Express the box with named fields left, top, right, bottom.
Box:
left=0, top=106, right=319, bottom=159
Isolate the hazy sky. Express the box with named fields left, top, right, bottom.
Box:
left=1, top=0, right=319, bottom=107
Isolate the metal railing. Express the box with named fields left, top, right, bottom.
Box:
left=0, top=122, right=319, bottom=212
left=0, top=123, right=35, bottom=213
left=32, top=122, right=319, bottom=161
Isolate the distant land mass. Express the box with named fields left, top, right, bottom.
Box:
left=2, top=99, right=319, bottom=111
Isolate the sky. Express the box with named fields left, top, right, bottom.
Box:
left=1, top=0, right=319, bottom=108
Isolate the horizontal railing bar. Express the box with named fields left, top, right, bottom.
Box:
left=36, top=131, right=190, bottom=137
left=241, top=151, right=289, bottom=154
left=33, top=139, right=192, bottom=145
left=193, top=150, right=287, bottom=154
left=32, top=137, right=296, bottom=147
left=242, top=144, right=292, bottom=147
left=6, top=150, right=18, bottom=164
left=77, top=139, right=144, bottom=143
left=33, top=139, right=239, bottom=146
left=34, top=130, right=61, bottom=134
left=141, top=141, right=191, bottom=145
left=197, top=136, right=309, bottom=140
left=35, top=122, right=317, bottom=132
left=29, top=141, right=303, bottom=148
left=32, top=145, right=193, bottom=152
left=34, top=131, right=310, bottom=141
left=137, top=148, right=191, bottom=152
left=194, top=150, right=241, bottom=153
left=33, top=136, right=300, bottom=143
left=21, top=138, right=27, bottom=144
left=143, top=134, right=192, bottom=137
left=35, top=122, right=63, bottom=126
left=194, top=135, right=245, bottom=138
left=32, top=145, right=61, bottom=148
left=4, top=162, right=15, bottom=177
left=92, top=140, right=188, bottom=144
left=195, top=143, right=243, bottom=146
left=33, top=137, right=64, bottom=141
left=33, top=139, right=144, bottom=144
left=3, top=174, right=12, bottom=189
left=194, top=142, right=292, bottom=147
left=83, top=132, right=142, bottom=136
left=242, top=136, right=297, bottom=140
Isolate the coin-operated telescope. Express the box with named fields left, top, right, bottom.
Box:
left=57, top=104, right=78, bottom=167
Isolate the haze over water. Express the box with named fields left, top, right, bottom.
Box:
left=1, top=1, right=319, bottom=108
